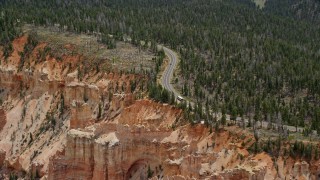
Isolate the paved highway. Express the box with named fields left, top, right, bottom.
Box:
left=161, top=46, right=180, bottom=98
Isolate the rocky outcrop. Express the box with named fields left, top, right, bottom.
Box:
left=49, top=96, right=320, bottom=180
left=0, top=34, right=146, bottom=178
left=49, top=100, right=181, bottom=180
left=293, top=161, right=310, bottom=179
left=70, top=102, right=94, bottom=129
left=49, top=100, right=270, bottom=179
left=211, top=166, right=267, bottom=180
left=64, top=82, right=100, bottom=106
left=49, top=129, right=95, bottom=179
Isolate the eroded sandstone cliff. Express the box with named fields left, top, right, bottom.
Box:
left=50, top=98, right=309, bottom=179
left=0, top=34, right=146, bottom=178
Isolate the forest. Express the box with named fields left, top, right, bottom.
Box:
left=0, top=11, right=21, bottom=59
left=1, top=0, right=320, bottom=133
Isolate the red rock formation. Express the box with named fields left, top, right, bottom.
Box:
left=49, top=100, right=269, bottom=179
left=49, top=129, right=95, bottom=179
left=70, top=102, right=95, bottom=129
left=0, top=34, right=146, bottom=178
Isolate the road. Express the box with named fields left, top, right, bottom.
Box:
left=161, top=46, right=181, bottom=98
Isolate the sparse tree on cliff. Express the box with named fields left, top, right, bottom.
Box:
left=277, top=112, right=283, bottom=133
left=254, top=129, right=260, bottom=143
left=147, top=165, right=154, bottom=178
left=267, top=113, right=271, bottom=130
left=241, top=115, right=245, bottom=129
left=97, top=103, right=102, bottom=119
left=221, top=113, right=226, bottom=128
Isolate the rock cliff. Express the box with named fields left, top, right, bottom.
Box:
left=0, top=34, right=145, bottom=178
left=49, top=100, right=270, bottom=179
left=48, top=96, right=320, bottom=180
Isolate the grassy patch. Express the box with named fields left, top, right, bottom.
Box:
left=252, top=0, right=266, bottom=9
left=22, top=24, right=155, bottom=73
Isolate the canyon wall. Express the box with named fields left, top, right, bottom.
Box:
left=48, top=100, right=274, bottom=179
left=0, top=35, right=144, bottom=178
left=48, top=98, right=320, bottom=179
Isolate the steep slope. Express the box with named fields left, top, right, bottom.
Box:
left=0, top=34, right=146, bottom=178
left=49, top=99, right=320, bottom=179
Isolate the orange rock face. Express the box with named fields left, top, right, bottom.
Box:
left=70, top=102, right=94, bottom=129
left=48, top=100, right=270, bottom=179
left=48, top=97, right=320, bottom=180
left=0, top=35, right=145, bottom=178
